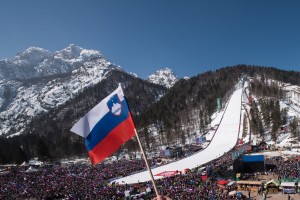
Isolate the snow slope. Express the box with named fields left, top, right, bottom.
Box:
left=113, top=88, right=243, bottom=184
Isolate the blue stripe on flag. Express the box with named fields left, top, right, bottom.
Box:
left=85, top=100, right=130, bottom=151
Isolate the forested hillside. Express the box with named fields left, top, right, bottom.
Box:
left=248, top=74, right=299, bottom=145
left=1, top=65, right=300, bottom=164
left=136, top=65, right=300, bottom=149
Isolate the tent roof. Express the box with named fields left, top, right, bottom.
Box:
left=280, top=178, right=298, bottom=183
left=265, top=179, right=280, bottom=187
left=218, top=180, right=228, bottom=185
left=280, top=182, right=296, bottom=187
left=20, top=161, right=28, bottom=166
left=227, top=181, right=236, bottom=186
left=237, top=180, right=264, bottom=185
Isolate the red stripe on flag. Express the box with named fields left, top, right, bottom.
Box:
left=88, top=113, right=135, bottom=164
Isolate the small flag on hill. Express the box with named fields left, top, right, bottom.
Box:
left=70, top=85, right=136, bottom=165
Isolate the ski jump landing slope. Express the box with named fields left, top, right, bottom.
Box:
left=113, top=88, right=243, bottom=184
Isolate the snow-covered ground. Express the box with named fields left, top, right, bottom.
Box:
left=113, top=88, right=243, bottom=184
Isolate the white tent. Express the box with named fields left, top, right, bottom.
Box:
left=20, top=161, right=28, bottom=166
left=280, top=182, right=296, bottom=187
left=28, top=159, right=43, bottom=166
left=227, top=181, right=236, bottom=187
left=26, top=166, right=38, bottom=172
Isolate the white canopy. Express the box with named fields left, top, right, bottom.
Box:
left=280, top=182, right=296, bottom=187
left=227, top=181, right=236, bottom=186
left=20, top=161, right=28, bottom=166
left=26, top=166, right=38, bottom=172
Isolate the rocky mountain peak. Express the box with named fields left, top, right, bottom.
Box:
left=146, top=67, right=179, bottom=88
left=13, top=47, right=52, bottom=65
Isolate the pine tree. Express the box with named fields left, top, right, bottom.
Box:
left=250, top=108, right=258, bottom=135
left=289, top=117, right=299, bottom=138
left=242, top=113, right=248, bottom=138
left=199, top=110, right=204, bottom=132
left=271, top=100, right=281, bottom=134
left=36, top=138, right=51, bottom=161
left=180, top=131, right=186, bottom=145
left=258, top=117, right=264, bottom=138
left=260, top=99, right=271, bottom=128
left=143, top=127, right=150, bottom=149
left=13, top=146, right=28, bottom=165
left=280, top=108, right=288, bottom=125
left=271, top=123, right=278, bottom=142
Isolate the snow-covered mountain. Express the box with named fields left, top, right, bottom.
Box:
left=0, top=44, right=110, bottom=80
left=146, top=67, right=179, bottom=88
left=0, top=44, right=122, bottom=136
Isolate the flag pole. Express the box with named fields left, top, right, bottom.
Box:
left=134, top=128, right=160, bottom=197
left=121, top=85, right=159, bottom=197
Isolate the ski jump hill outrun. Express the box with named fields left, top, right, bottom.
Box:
left=113, top=87, right=243, bottom=184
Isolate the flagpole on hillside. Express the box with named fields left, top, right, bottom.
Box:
left=133, top=128, right=160, bottom=197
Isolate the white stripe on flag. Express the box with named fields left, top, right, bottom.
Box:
left=70, top=85, right=125, bottom=138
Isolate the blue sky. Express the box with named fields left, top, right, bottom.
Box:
left=1, top=0, right=300, bottom=78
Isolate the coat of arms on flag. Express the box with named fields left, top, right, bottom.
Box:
left=107, top=94, right=122, bottom=116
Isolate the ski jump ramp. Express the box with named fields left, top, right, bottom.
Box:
left=113, top=88, right=243, bottom=184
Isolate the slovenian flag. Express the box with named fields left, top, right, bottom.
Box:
left=70, top=85, right=136, bottom=165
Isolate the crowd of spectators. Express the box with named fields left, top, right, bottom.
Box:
left=2, top=147, right=298, bottom=199
left=0, top=159, right=156, bottom=199
left=0, top=155, right=239, bottom=200
left=265, top=156, right=300, bottom=180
